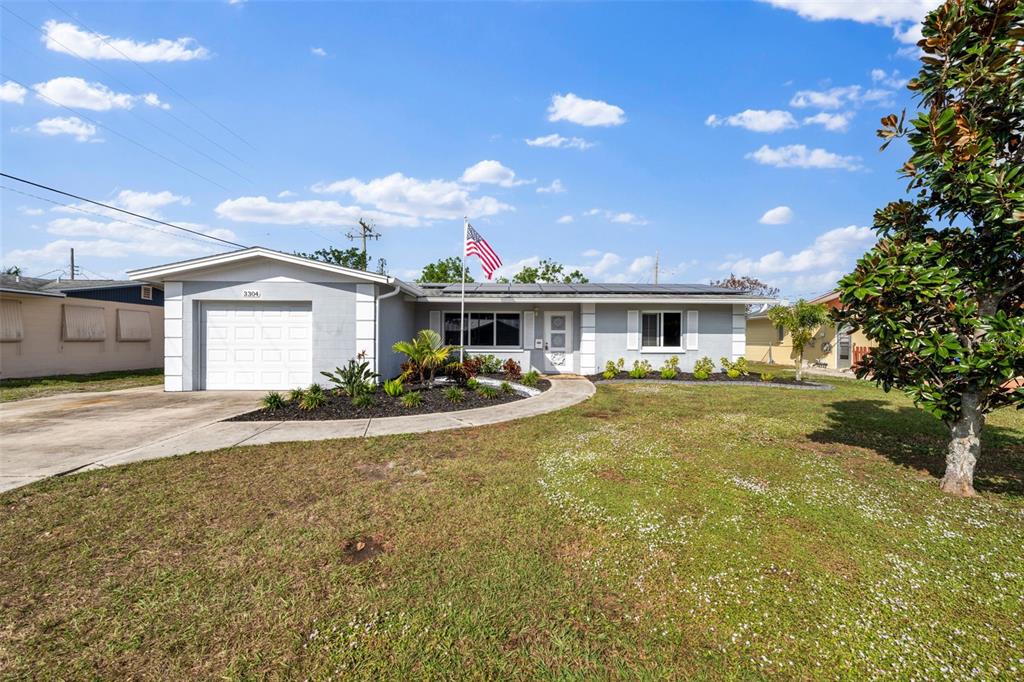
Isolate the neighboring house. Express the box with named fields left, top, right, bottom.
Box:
left=746, top=290, right=875, bottom=371
left=0, top=275, right=164, bottom=379
left=127, top=247, right=775, bottom=391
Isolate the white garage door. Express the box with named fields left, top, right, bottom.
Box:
left=203, top=302, right=312, bottom=390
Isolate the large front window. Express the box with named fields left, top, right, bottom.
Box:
left=444, top=312, right=521, bottom=347
left=641, top=311, right=682, bottom=349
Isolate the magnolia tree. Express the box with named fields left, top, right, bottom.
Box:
left=767, top=300, right=831, bottom=382
left=836, top=0, right=1023, bottom=496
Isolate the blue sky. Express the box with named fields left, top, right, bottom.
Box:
left=1, top=1, right=936, bottom=297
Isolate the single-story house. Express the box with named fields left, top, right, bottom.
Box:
left=0, top=275, right=164, bottom=379
left=745, top=289, right=875, bottom=371
left=127, top=247, right=775, bottom=391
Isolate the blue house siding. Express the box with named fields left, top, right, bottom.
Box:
left=65, top=286, right=164, bottom=307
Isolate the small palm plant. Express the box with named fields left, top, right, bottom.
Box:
left=392, top=329, right=455, bottom=385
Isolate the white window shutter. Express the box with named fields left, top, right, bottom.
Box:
left=626, top=310, right=639, bottom=350
left=523, top=310, right=535, bottom=348
left=686, top=310, right=699, bottom=350
left=429, top=310, right=441, bottom=334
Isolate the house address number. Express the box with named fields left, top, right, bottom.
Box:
left=242, top=289, right=261, bottom=298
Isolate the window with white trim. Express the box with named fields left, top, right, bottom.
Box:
left=641, top=311, right=683, bottom=350
left=443, top=312, right=521, bottom=347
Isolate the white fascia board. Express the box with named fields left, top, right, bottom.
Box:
left=0, top=287, right=66, bottom=298
left=416, top=296, right=779, bottom=305
left=126, top=246, right=422, bottom=296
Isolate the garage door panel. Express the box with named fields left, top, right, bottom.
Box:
left=203, top=302, right=312, bottom=390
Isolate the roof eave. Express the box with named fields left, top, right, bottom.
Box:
left=417, top=295, right=779, bottom=305
left=0, top=287, right=66, bottom=298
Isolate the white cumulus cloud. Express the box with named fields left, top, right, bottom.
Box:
left=705, top=109, right=798, bottom=133
left=756, top=0, right=936, bottom=44
left=524, top=133, right=594, bottom=150
left=556, top=215, right=574, bottom=224
left=720, top=224, right=875, bottom=275
left=460, top=160, right=532, bottom=187
left=311, top=47, right=327, bottom=57
left=35, top=116, right=99, bottom=142
left=0, top=80, right=27, bottom=104
left=759, top=206, right=794, bottom=225
left=747, top=144, right=861, bottom=170
left=215, top=196, right=421, bottom=228
left=536, top=179, right=566, bottom=194
left=33, top=77, right=167, bottom=111
left=42, top=20, right=210, bottom=62
left=547, top=92, right=626, bottom=127
left=803, top=111, right=853, bottom=132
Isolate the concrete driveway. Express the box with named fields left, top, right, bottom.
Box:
left=0, top=387, right=261, bottom=492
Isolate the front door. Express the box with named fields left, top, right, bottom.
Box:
left=836, top=326, right=852, bottom=370
left=543, top=311, right=573, bottom=373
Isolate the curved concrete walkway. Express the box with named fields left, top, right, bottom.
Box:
left=74, top=377, right=595, bottom=478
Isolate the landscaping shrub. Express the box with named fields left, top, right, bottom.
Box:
left=353, top=393, right=376, bottom=408
left=383, top=378, right=405, bottom=397
left=720, top=356, right=750, bottom=377
left=321, top=358, right=378, bottom=397
left=628, top=359, right=653, bottom=379
left=463, top=356, right=483, bottom=377
left=693, top=356, right=715, bottom=380
left=660, top=356, right=680, bottom=380
left=499, top=381, right=514, bottom=394
left=288, top=387, right=306, bottom=403
left=466, top=378, right=480, bottom=390
left=261, top=391, right=285, bottom=410
left=476, top=384, right=499, bottom=399
left=760, top=372, right=776, bottom=382
left=603, top=358, right=624, bottom=379
left=521, top=370, right=541, bottom=388
left=299, top=384, right=327, bottom=411
left=392, top=329, right=454, bottom=384
left=502, top=358, right=522, bottom=382
left=399, top=391, right=423, bottom=408
left=443, top=386, right=465, bottom=403
left=476, top=354, right=502, bottom=374
left=444, top=362, right=471, bottom=385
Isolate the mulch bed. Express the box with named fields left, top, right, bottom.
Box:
left=588, top=371, right=804, bottom=385
left=228, top=378, right=551, bottom=421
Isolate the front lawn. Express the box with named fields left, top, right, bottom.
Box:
left=0, top=368, right=163, bottom=402
left=1, top=379, right=1022, bottom=679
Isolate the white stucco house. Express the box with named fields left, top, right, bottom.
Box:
left=128, top=247, right=775, bottom=391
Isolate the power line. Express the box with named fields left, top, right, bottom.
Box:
left=2, top=184, right=238, bottom=250
left=1, top=173, right=247, bottom=248
left=48, top=1, right=256, bottom=152
left=1, top=5, right=251, bottom=180
left=0, top=72, right=232, bottom=192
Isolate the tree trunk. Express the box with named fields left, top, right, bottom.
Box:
left=939, top=392, right=983, bottom=497
left=795, top=352, right=804, bottom=382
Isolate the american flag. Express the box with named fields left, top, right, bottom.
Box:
left=465, top=223, right=502, bottom=279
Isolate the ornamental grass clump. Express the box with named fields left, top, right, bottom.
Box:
left=261, top=391, right=285, bottom=410
left=399, top=391, right=423, bottom=408
left=476, top=384, right=499, bottom=399
left=383, top=378, right=405, bottom=397
left=443, top=386, right=465, bottom=404
left=520, top=370, right=541, bottom=388
left=298, top=383, right=327, bottom=411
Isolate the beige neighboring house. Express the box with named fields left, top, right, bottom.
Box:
left=0, top=275, right=163, bottom=380
left=746, top=290, right=875, bottom=371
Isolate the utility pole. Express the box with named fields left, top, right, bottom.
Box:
left=345, top=218, right=380, bottom=269
left=70, top=247, right=76, bottom=280
left=653, top=251, right=659, bottom=285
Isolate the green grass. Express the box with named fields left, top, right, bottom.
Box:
left=1, top=379, right=1022, bottom=679
left=0, top=368, right=163, bottom=402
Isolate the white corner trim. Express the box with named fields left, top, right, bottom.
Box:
left=580, top=303, right=596, bottom=374
left=355, top=284, right=376, bottom=372
left=731, top=304, right=745, bottom=360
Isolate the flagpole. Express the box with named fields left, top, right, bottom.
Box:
left=460, top=216, right=467, bottom=362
